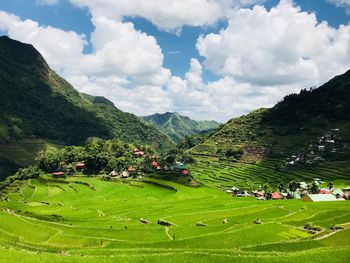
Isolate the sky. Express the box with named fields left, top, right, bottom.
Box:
left=0, top=0, right=349, bottom=122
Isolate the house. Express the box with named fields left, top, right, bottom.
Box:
left=230, top=186, right=239, bottom=191
left=128, top=166, right=136, bottom=173
left=271, top=192, right=283, bottom=200
left=151, top=161, right=158, bottom=167
left=319, top=189, right=332, bottom=194
left=52, top=172, right=66, bottom=178
left=134, top=151, right=145, bottom=157
left=254, top=191, right=265, bottom=197
left=236, top=190, right=249, bottom=197
left=109, top=170, right=118, bottom=176
left=182, top=169, right=189, bottom=175
left=318, top=145, right=325, bottom=152
left=333, top=189, right=344, bottom=198
left=156, top=166, right=161, bottom=170
left=75, top=162, right=85, bottom=170
left=174, top=162, right=186, bottom=170
left=122, top=171, right=130, bottom=178
left=133, top=148, right=140, bottom=153
left=302, top=194, right=339, bottom=202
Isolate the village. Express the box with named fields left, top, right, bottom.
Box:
left=52, top=146, right=191, bottom=181
left=225, top=178, right=350, bottom=202
left=285, top=128, right=348, bottom=168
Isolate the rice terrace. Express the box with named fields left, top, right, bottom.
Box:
left=1, top=0, right=350, bottom=262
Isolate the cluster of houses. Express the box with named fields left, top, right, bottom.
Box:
left=226, top=179, right=350, bottom=202
left=107, top=148, right=190, bottom=179
left=52, top=162, right=86, bottom=177
left=51, top=147, right=190, bottom=179
left=286, top=128, right=343, bottom=167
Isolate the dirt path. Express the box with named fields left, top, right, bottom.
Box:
left=165, top=226, right=172, bottom=240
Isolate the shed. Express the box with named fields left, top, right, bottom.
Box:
left=122, top=171, right=130, bottom=178
left=127, top=166, right=136, bottom=173
left=182, top=170, right=189, bottom=175
left=302, top=194, right=338, bottom=202
left=109, top=170, right=118, bottom=176
left=76, top=163, right=85, bottom=169
left=271, top=192, right=283, bottom=200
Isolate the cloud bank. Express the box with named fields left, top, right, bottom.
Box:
left=0, top=0, right=349, bottom=122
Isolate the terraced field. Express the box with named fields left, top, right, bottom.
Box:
left=0, top=175, right=349, bottom=262
left=0, top=139, right=61, bottom=167
left=189, top=156, right=350, bottom=190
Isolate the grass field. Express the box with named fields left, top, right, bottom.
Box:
left=0, top=174, right=349, bottom=262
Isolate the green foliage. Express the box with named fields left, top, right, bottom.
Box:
left=37, top=138, right=141, bottom=175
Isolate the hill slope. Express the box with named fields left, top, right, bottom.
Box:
left=0, top=36, right=173, bottom=177
left=143, top=112, right=221, bottom=143
left=188, top=70, right=350, bottom=188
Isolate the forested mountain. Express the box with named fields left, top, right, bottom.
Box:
left=143, top=112, right=221, bottom=143
left=0, top=36, right=172, bottom=148
left=189, top=70, right=350, bottom=163
left=0, top=36, right=173, bottom=179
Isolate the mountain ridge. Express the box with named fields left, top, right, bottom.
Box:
left=0, top=36, right=173, bottom=178
left=143, top=112, right=221, bottom=143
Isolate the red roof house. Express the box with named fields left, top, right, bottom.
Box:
left=319, top=189, right=332, bottom=194
left=133, top=148, right=139, bottom=152
left=156, top=166, right=161, bottom=170
left=76, top=163, right=85, bottom=169
left=128, top=166, right=136, bottom=173
left=151, top=161, right=158, bottom=167
left=271, top=192, right=283, bottom=199
left=52, top=172, right=65, bottom=177
left=182, top=170, right=189, bottom=175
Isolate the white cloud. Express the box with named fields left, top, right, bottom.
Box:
left=0, top=11, right=85, bottom=72
left=1, top=0, right=350, bottom=123
left=197, top=0, right=350, bottom=88
left=36, top=0, right=59, bottom=6
left=69, top=0, right=267, bottom=32
left=327, top=0, right=350, bottom=14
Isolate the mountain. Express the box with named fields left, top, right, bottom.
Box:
left=143, top=112, right=221, bottom=143
left=0, top=36, right=173, bottom=177
left=190, top=70, right=350, bottom=162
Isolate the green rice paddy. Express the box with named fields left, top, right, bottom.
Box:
left=0, top=172, right=349, bottom=262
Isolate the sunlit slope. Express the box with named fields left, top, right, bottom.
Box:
left=0, top=177, right=349, bottom=262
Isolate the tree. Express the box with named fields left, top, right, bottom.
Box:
left=308, top=182, right=319, bottom=194
left=278, top=183, right=284, bottom=192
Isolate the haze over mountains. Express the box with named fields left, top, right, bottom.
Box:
left=143, top=112, right=221, bottom=143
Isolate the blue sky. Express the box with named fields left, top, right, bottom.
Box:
left=0, top=0, right=349, bottom=121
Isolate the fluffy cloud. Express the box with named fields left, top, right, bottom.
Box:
left=1, top=0, right=350, bottom=122
left=197, top=0, right=350, bottom=88
left=69, top=0, right=267, bottom=32
left=0, top=11, right=85, bottom=72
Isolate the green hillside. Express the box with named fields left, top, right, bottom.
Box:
left=0, top=36, right=173, bottom=178
left=143, top=112, right=221, bottom=143
left=0, top=175, right=349, bottom=262
left=188, top=70, right=350, bottom=189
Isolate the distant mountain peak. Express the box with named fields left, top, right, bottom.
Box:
left=143, top=112, right=221, bottom=143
